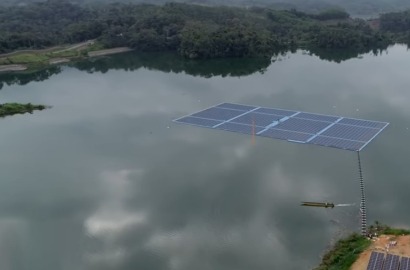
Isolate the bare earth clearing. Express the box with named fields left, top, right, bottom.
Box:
left=351, top=235, right=410, bottom=270
left=0, top=64, right=27, bottom=72
left=0, top=41, right=133, bottom=72
left=87, top=47, right=133, bottom=57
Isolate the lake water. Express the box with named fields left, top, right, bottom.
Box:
left=0, top=45, right=409, bottom=270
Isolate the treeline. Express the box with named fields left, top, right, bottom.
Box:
left=0, top=51, right=274, bottom=89
left=379, top=10, right=410, bottom=44
left=3, top=0, right=410, bottom=17
left=0, top=0, right=397, bottom=59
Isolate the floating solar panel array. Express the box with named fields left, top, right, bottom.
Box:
left=367, top=252, right=385, bottom=270
left=174, top=103, right=389, bottom=151
left=384, top=254, right=400, bottom=270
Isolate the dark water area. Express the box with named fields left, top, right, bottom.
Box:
left=0, top=45, right=409, bottom=270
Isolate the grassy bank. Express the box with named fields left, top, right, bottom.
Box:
left=0, top=103, right=48, bottom=117
left=369, top=222, right=410, bottom=236
left=314, top=233, right=371, bottom=270
left=0, top=42, right=110, bottom=71
left=314, top=223, right=410, bottom=270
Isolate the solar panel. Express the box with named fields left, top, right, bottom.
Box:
left=259, top=128, right=312, bottom=142
left=367, top=252, right=378, bottom=270
left=230, top=112, right=282, bottom=127
left=383, top=254, right=400, bottom=270
left=176, top=116, right=223, bottom=127
left=215, top=122, right=265, bottom=135
left=254, top=107, right=296, bottom=116
left=173, top=103, right=389, bottom=151
left=321, top=124, right=380, bottom=142
left=295, top=112, right=339, bottom=122
left=216, top=103, right=256, bottom=111
left=400, top=257, right=410, bottom=270
left=367, top=252, right=385, bottom=270
left=310, top=136, right=366, bottom=151
left=191, top=107, right=245, bottom=121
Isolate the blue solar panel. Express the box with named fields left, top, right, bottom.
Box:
left=215, top=122, right=264, bottom=135
left=259, top=128, right=313, bottom=142
left=310, top=136, right=366, bottom=151
left=295, top=112, right=339, bottom=122
left=339, top=118, right=388, bottom=129
left=175, top=116, right=223, bottom=127
left=230, top=112, right=282, bottom=127
left=367, top=252, right=378, bottom=270
left=191, top=107, right=245, bottom=121
left=274, top=118, right=331, bottom=134
left=374, top=252, right=385, bottom=270
left=367, top=252, right=385, bottom=270
left=321, top=124, right=381, bottom=142
left=400, top=257, right=410, bottom=270
left=216, top=103, right=256, bottom=111
left=384, top=254, right=400, bottom=270
left=254, top=107, right=296, bottom=116
left=174, top=103, right=389, bottom=151
left=367, top=252, right=377, bottom=270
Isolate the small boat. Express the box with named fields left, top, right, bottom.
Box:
left=301, top=202, right=335, bottom=208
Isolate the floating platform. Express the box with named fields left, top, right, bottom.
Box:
left=301, top=202, right=335, bottom=208
left=173, top=102, right=389, bottom=151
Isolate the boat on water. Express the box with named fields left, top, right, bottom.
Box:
left=301, top=202, right=335, bottom=208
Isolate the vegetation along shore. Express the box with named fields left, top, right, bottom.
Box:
left=314, top=223, right=410, bottom=270
left=0, top=103, right=48, bottom=117
left=1, top=1, right=410, bottom=72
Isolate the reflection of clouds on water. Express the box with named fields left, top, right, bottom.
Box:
left=0, top=218, right=26, bottom=270
left=0, top=45, right=409, bottom=269
left=78, top=139, right=343, bottom=269
left=84, top=170, right=155, bottom=268
left=84, top=170, right=146, bottom=237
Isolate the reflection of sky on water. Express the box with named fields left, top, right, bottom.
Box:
left=0, top=45, right=409, bottom=269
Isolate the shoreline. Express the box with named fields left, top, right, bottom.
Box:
left=0, top=64, right=27, bottom=72
left=315, top=224, right=410, bottom=270
left=351, top=234, right=410, bottom=270
left=0, top=44, right=134, bottom=73
left=87, top=47, right=134, bottom=57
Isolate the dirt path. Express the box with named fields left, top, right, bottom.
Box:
left=53, top=40, right=95, bottom=53
left=0, top=64, right=27, bottom=72
left=0, top=40, right=96, bottom=57
left=0, top=46, right=65, bottom=57
left=351, top=235, right=410, bottom=270
left=88, top=47, right=133, bottom=57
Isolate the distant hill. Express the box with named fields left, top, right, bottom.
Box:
left=1, top=0, right=410, bottom=16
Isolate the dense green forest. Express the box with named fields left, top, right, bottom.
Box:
left=0, top=1, right=398, bottom=60
left=2, top=0, right=410, bottom=17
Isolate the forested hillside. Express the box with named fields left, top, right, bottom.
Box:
left=2, top=0, right=410, bottom=17
left=0, top=1, right=393, bottom=59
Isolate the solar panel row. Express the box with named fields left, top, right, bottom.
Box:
left=216, top=122, right=265, bottom=135
left=367, top=252, right=385, bottom=270
left=294, top=112, right=340, bottom=122
left=367, top=252, right=378, bottom=270
left=310, top=136, right=365, bottom=151
left=365, top=252, right=410, bottom=270
left=401, top=257, right=410, bottom=270
left=383, top=254, right=400, bottom=270
left=230, top=112, right=282, bottom=127
left=174, top=103, right=389, bottom=151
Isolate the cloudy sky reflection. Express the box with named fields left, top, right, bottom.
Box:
left=0, top=45, right=409, bottom=270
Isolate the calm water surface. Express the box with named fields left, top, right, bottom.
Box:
left=0, top=45, right=409, bottom=270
